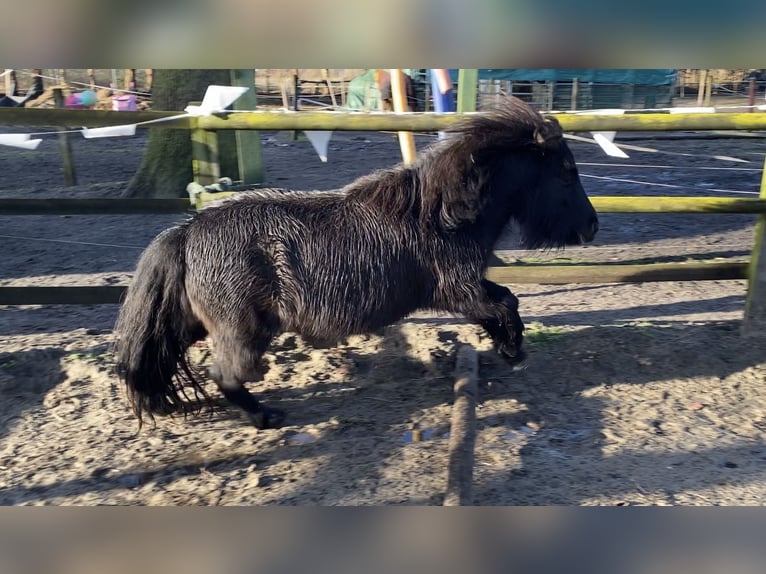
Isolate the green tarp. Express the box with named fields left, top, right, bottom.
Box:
left=345, top=69, right=417, bottom=111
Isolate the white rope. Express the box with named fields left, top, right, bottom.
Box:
left=578, top=162, right=762, bottom=172
left=580, top=173, right=761, bottom=195
left=0, top=234, right=145, bottom=250
left=557, top=103, right=766, bottom=114
left=566, top=133, right=750, bottom=163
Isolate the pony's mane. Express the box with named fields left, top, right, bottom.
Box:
left=345, top=96, right=562, bottom=229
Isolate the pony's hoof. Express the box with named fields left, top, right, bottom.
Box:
left=147, top=400, right=179, bottom=416
left=248, top=407, right=286, bottom=430
left=499, top=346, right=527, bottom=370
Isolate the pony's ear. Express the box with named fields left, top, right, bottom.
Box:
left=533, top=117, right=563, bottom=150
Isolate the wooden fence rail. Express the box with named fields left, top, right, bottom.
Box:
left=0, top=262, right=751, bottom=306
left=3, top=107, right=766, bottom=133
left=3, top=196, right=766, bottom=215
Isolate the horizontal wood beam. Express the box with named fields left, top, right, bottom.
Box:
left=4, top=107, right=766, bottom=133
left=0, top=108, right=190, bottom=128
left=195, top=111, right=766, bottom=132
left=0, top=198, right=192, bottom=215
left=591, top=196, right=766, bottom=214
left=552, top=111, right=766, bottom=132
left=3, top=196, right=766, bottom=216
left=0, top=286, right=126, bottom=305
left=0, top=262, right=748, bottom=305
left=194, top=193, right=766, bottom=214
left=486, top=261, right=747, bottom=284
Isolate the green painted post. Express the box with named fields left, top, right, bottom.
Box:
left=190, top=119, right=220, bottom=186
left=743, top=155, right=766, bottom=334
left=457, top=69, right=478, bottom=113
left=230, top=69, right=264, bottom=185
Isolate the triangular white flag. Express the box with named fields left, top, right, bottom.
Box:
left=668, top=107, right=715, bottom=114
left=592, top=131, right=616, bottom=142
left=184, top=85, right=249, bottom=116
left=304, top=130, right=333, bottom=162
left=0, top=134, right=43, bottom=149
left=82, top=124, right=137, bottom=138
left=573, top=108, right=625, bottom=116
left=591, top=132, right=629, bottom=158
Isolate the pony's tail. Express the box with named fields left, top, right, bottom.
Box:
left=114, top=225, right=207, bottom=429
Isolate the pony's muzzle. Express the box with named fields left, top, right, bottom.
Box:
left=579, top=216, right=599, bottom=243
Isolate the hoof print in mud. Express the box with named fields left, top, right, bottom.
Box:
left=249, top=407, right=287, bottom=430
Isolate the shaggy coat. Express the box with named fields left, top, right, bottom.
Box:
left=114, top=96, right=599, bottom=429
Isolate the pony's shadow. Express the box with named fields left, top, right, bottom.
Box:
left=182, top=325, right=452, bottom=428
left=238, top=324, right=461, bottom=504
left=150, top=324, right=462, bottom=503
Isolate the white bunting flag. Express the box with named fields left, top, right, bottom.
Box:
left=587, top=109, right=628, bottom=158
left=184, top=85, right=250, bottom=116
left=668, top=107, right=715, bottom=114
left=591, top=132, right=629, bottom=158
left=304, top=130, right=333, bottom=162
left=82, top=124, right=137, bottom=138
left=0, top=134, right=43, bottom=149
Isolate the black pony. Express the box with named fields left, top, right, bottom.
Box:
left=114, top=96, right=599, bottom=429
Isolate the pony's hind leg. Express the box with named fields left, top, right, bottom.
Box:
left=208, top=323, right=286, bottom=429
left=470, top=279, right=527, bottom=368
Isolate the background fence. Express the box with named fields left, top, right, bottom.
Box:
left=5, top=68, right=766, bottom=113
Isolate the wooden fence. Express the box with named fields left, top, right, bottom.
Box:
left=1, top=106, right=766, bottom=329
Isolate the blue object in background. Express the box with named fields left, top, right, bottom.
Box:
left=431, top=70, right=456, bottom=113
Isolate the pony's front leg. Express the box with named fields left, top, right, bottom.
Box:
left=473, top=279, right=527, bottom=368
left=208, top=363, right=286, bottom=429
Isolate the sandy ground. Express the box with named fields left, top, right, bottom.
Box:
left=1, top=124, right=766, bottom=505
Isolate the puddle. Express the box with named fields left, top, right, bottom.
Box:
left=285, top=432, right=318, bottom=446
left=503, top=426, right=539, bottom=448
left=548, top=428, right=597, bottom=441
left=401, top=428, right=447, bottom=443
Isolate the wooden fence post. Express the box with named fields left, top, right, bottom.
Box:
left=571, top=77, right=579, bottom=111
left=748, top=77, right=757, bottom=111
left=52, top=88, right=77, bottom=186
left=697, top=69, right=707, bottom=106
left=292, top=69, right=300, bottom=141
left=230, top=69, right=264, bottom=185
left=191, top=115, right=220, bottom=186
left=4, top=69, right=12, bottom=96
left=457, top=69, right=478, bottom=113
left=390, top=69, right=417, bottom=165
left=743, top=156, right=766, bottom=335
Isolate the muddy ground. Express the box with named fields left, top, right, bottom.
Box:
left=1, top=124, right=766, bottom=505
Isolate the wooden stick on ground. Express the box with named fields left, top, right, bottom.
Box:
left=444, top=344, right=479, bottom=506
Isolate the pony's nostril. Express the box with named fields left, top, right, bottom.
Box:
left=591, top=218, right=599, bottom=236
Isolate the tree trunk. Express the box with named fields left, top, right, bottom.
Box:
left=123, top=69, right=238, bottom=198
